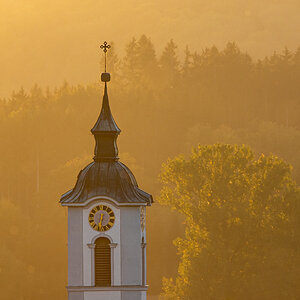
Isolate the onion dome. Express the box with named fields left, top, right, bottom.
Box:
left=60, top=161, right=152, bottom=205
left=60, top=64, right=152, bottom=206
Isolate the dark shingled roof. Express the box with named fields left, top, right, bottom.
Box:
left=91, top=83, right=121, bottom=134
left=60, top=161, right=152, bottom=205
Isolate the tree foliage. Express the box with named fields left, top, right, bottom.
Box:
left=159, top=144, right=300, bottom=300
left=0, top=36, right=300, bottom=299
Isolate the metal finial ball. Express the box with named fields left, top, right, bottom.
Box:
left=101, top=72, right=111, bottom=82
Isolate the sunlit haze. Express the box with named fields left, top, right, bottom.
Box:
left=1, top=0, right=300, bottom=96
left=1, top=1, right=300, bottom=300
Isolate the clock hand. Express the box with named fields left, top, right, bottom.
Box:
left=99, top=213, right=104, bottom=227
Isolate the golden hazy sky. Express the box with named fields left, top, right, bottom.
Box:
left=1, top=0, right=300, bottom=96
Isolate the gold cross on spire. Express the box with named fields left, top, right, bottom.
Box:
left=100, top=41, right=111, bottom=72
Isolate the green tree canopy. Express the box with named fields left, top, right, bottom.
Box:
left=159, top=144, right=300, bottom=300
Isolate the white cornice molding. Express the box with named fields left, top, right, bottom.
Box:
left=67, top=285, right=149, bottom=292
left=61, top=195, right=148, bottom=207
left=91, top=232, right=114, bottom=244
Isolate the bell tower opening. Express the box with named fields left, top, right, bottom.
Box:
left=95, top=237, right=111, bottom=286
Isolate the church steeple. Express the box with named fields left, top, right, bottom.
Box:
left=60, top=42, right=152, bottom=300
left=91, top=42, right=121, bottom=161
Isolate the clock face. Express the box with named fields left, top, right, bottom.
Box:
left=89, top=205, right=115, bottom=232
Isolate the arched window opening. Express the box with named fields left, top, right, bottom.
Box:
left=95, top=237, right=111, bottom=286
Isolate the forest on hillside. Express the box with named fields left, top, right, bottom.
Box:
left=0, top=36, right=300, bottom=299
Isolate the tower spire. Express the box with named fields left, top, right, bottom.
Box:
left=91, top=41, right=121, bottom=161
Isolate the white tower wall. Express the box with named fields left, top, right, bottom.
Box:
left=68, top=207, right=83, bottom=286
left=67, top=199, right=147, bottom=300
left=120, top=206, right=143, bottom=285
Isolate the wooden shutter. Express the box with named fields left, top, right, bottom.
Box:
left=95, top=237, right=111, bottom=286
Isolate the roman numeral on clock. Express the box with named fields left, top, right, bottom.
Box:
left=88, top=205, right=115, bottom=232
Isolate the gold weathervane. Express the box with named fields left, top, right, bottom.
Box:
left=100, top=41, right=111, bottom=72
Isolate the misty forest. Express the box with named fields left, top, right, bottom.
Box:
left=1, top=36, right=300, bottom=299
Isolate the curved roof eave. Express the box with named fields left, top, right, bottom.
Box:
left=60, top=161, right=153, bottom=206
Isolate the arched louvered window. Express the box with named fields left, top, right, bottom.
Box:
left=95, top=237, right=111, bottom=286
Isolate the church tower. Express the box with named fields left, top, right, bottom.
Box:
left=60, top=42, right=153, bottom=300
